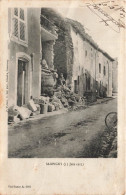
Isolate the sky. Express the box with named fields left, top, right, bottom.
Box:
left=56, top=4, right=122, bottom=59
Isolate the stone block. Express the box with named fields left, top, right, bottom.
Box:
left=8, top=115, right=20, bottom=123
left=16, top=106, right=32, bottom=120
left=8, top=105, right=19, bottom=116
left=27, top=100, right=37, bottom=112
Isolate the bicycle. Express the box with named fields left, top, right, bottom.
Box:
left=105, top=112, right=117, bottom=130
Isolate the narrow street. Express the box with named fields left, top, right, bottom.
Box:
left=8, top=98, right=117, bottom=158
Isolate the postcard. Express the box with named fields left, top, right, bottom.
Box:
left=0, top=0, right=125, bottom=194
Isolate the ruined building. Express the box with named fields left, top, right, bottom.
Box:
left=40, top=10, right=58, bottom=96
left=41, top=8, right=115, bottom=101
left=41, top=8, right=74, bottom=84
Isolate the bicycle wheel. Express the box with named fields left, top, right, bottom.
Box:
left=105, top=112, right=117, bottom=130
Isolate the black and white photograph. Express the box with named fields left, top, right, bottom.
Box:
left=8, top=4, right=120, bottom=158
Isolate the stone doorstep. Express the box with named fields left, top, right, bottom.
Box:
left=8, top=108, right=68, bottom=128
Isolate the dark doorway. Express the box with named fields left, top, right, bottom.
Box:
left=17, top=59, right=28, bottom=106
left=74, top=80, right=78, bottom=94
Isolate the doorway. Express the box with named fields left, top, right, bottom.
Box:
left=17, top=59, right=29, bottom=106
left=74, top=80, right=78, bottom=94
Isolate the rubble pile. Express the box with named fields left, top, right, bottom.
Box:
left=8, top=81, right=86, bottom=124
left=8, top=105, right=32, bottom=123
left=50, top=95, right=63, bottom=110
left=8, top=106, right=20, bottom=123
left=8, top=94, right=63, bottom=124
left=54, top=85, right=85, bottom=110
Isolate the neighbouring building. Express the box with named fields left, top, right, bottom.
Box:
left=8, top=8, right=41, bottom=107
left=66, top=19, right=114, bottom=101
left=96, top=50, right=113, bottom=98
left=112, top=58, right=118, bottom=94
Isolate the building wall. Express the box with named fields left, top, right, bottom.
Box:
left=8, top=8, right=41, bottom=107
left=70, top=27, right=85, bottom=96
left=112, top=59, right=118, bottom=93
left=70, top=27, right=96, bottom=97
left=27, top=8, right=41, bottom=99
left=69, top=26, right=113, bottom=98
left=83, top=39, right=96, bottom=93
left=96, top=52, right=113, bottom=97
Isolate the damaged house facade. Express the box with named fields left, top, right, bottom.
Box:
left=40, top=10, right=58, bottom=96
left=41, top=8, right=115, bottom=102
